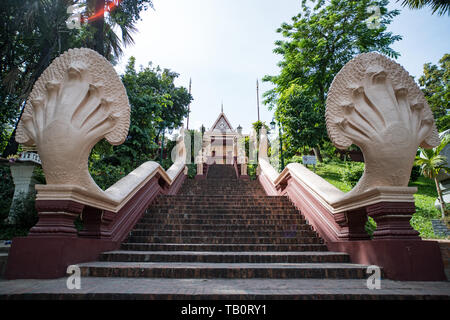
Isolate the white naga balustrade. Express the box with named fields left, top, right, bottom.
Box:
left=258, top=52, right=440, bottom=242
left=15, top=48, right=187, bottom=213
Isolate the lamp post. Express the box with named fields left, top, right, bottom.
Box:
left=271, top=118, right=284, bottom=171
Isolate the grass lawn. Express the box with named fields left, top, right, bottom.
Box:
left=313, top=160, right=448, bottom=239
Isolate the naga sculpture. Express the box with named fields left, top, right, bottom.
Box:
left=16, top=48, right=130, bottom=197
left=326, top=52, right=440, bottom=197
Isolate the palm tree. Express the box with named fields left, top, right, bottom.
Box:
left=398, top=0, right=450, bottom=15
left=415, top=135, right=450, bottom=219
left=83, top=0, right=152, bottom=60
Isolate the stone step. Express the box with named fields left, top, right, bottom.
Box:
left=128, top=229, right=318, bottom=238
left=179, top=186, right=264, bottom=190
left=125, top=235, right=323, bottom=244
left=158, top=195, right=285, bottom=200
left=178, top=192, right=267, bottom=196
left=120, top=243, right=329, bottom=252
left=99, top=251, right=350, bottom=263
left=3, top=278, right=449, bottom=300
left=138, top=218, right=307, bottom=225
left=144, top=210, right=301, bottom=216
left=143, top=212, right=302, bottom=219
left=151, top=200, right=293, bottom=206
left=78, top=261, right=369, bottom=279
left=133, top=223, right=313, bottom=231
left=147, top=207, right=298, bottom=212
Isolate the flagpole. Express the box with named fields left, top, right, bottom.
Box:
left=256, top=79, right=260, bottom=122
left=187, top=78, right=191, bottom=130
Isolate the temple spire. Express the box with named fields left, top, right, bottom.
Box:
left=221, top=101, right=223, bottom=113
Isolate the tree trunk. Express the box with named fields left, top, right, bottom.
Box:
left=90, top=0, right=105, bottom=56
left=435, top=177, right=446, bottom=219
left=313, top=145, right=323, bottom=163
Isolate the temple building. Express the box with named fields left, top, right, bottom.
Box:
left=202, top=107, right=246, bottom=164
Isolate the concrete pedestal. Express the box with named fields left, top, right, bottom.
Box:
left=6, top=162, right=37, bottom=224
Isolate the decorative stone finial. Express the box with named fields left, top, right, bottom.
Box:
left=326, top=52, right=440, bottom=196
left=173, top=126, right=186, bottom=163
left=15, top=48, right=130, bottom=194
left=259, top=127, right=269, bottom=159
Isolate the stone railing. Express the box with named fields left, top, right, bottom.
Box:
left=257, top=53, right=446, bottom=281
left=6, top=48, right=187, bottom=279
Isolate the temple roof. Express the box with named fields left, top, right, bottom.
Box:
left=210, top=112, right=234, bottom=132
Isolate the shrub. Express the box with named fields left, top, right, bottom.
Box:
left=0, top=165, right=14, bottom=223
left=365, top=217, right=377, bottom=238
left=186, top=163, right=197, bottom=179
left=339, top=162, right=364, bottom=187
left=247, top=164, right=258, bottom=180
left=90, top=162, right=127, bottom=190
left=8, top=191, right=38, bottom=229
left=285, top=155, right=304, bottom=165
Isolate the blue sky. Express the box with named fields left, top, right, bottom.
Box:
left=115, top=0, right=450, bottom=135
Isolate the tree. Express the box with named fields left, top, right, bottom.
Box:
left=397, top=0, right=450, bottom=15
left=418, top=54, right=450, bottom=132
left=263, top=0, right=402, bottom=162
left=415, top=135, right=450, bottom=219
left=82, top=0, right=154, bottom=60
left=1, top=0, right=80, bottom=157
left=0, top=0, right=154, bottom=157
left=274, top=87, right=324, bottom=159
left=91, top=56, right=192, bottom=175
left=251, top=121, right=270, bottom=137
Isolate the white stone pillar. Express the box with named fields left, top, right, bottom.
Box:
left=197, top=162, right=203, bottom=175
left=6, top=162, right=37, bottom=224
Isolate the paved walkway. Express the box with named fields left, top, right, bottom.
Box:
left=0, top=277, right=449, bottom=299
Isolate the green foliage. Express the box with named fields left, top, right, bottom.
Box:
left=397, top=0, right=450, bottom=15
left=285, top=155, right=305, bottom=166
left=247, top=164, right=258, bottom=180
left=0, top=0, right=80, bottom=156
left=0, top=165, right=14, bottom=222
left=415, top=135, right=450, bottom=219
left=415, top=135, right=450, bottom=180
left=418, top=54, right=450, bottom=132
left=90, top=161, right=127, bottom=190
left=0, top=0, right=154, bottom=157
left=186, top=164, right=197, bottom=179
left=10, top=192, right=39, bottom=229
left=274, top=92, right=324, bottom=155
left=88, top=56, right=192, bottom=189
left=263, top=0, right=401, bottom=158
left=251, top=121, right=270, bottom=136
left=339, top=162, right=365, bottom=187
left=365, top=216, right=377, bottom=238
left=314, top=159, right=447, bottom=239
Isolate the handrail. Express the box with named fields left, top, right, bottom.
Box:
left=258, top=157, right=417, bottom=242
left=35, top=160, right=184, bottom=212
left=261, top=159, right=416, bottom=214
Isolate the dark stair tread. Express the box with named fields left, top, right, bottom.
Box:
left=102, top=250, right=348, bottom=256
left=120, top=243, right=328, bottom=251
left=78, top=261, right=369, bottom=269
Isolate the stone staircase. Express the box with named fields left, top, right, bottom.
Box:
left=78, top=165, right=370, bottom=282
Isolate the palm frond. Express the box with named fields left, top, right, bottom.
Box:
left=399, top=0, right=450, bottom=15
left=435, top=134, right=450, bottom=155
